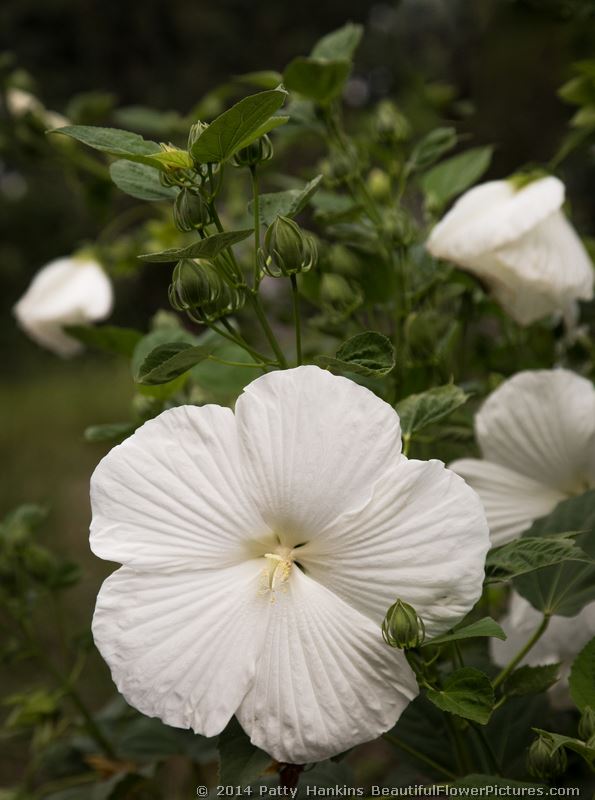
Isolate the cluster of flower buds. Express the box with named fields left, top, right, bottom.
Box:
left=173, top=188, right=212, bottom=232
left=382, top=599, right=425, bottom=650
left=259, top=215, right=317, bottom=278
left=168, top=259, right=244, bottom=323
left=232, top=134, right=274, bottom=168
left=526, top=735, right=567, bottom=781
left=373, top=100, right=411, bottom=144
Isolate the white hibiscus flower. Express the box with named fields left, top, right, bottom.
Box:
left=491, top=592, right=595, bottom=709
left=14, top=255, right=113, bottom=357
left=451, top=369, right=595, bottom=547
left=90, top=366, right=489, bottom=764
left=426, top=176, right=594, bottom=325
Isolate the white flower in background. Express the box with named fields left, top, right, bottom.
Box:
left=426, top=176, right=594, bottom=325
left=14, top=256, right=113, bottom=357
left=90, top=366, right=489, bottom=763
left=451, top=369, right=595, bottom=547
left=5, top=87, right=69, bottom=129
left=491, top=592, right=595, bottom=709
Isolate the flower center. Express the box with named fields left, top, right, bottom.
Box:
left=262, top=545, right=294, bottom=592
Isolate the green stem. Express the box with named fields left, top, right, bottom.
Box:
left=248, top=292, right=288, bottom=368
left=471, top=723, right=502, bottom=776
left=207, top=355, right=273, bottom=369
left=382, top=733, right=457, bottom=781
left=444, top=714, right=473, bottom=775
left=251, top=165, right=261, bottom=289
left=205, top=318, right=272, bottom=367
left=493, top=615, right=551, bottom=689
left=290, top=274, right=302, bottom=366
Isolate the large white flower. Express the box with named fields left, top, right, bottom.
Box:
left=451, top=369, right=595, bottom=547
left=14, top=256, right=113, bottom=357
left=426, top=176, right=594, bottom=325
left=491, top=592, right=595, bottom=709
left=90, top=366, right=489, bottom=764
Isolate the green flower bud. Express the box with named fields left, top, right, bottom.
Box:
left=319, top=273, right=363, bottom=322
left=173, top=188, right=211, bottom=232
left=382, top=208, right=415, bottom=247
left=374, top=100, right=411, bottom=144
left=259, top=216, right=317, bottom=278
left=188, top=121, right=209, bottom=152
left=578, top=706, right=595, bottom=741
left=320, top=152, right=357, bottom=185
left=169, top=259, right=244, bottom=323
left=232, top=134, right=274, bottom=168
left=382, top=599, right=425, bottom=649
left=526, top=735, right=568, bottom=781
left=367, top=168, right=391, bottom=201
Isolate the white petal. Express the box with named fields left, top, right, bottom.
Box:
left=13, top=257, right=113, bottom=356
left=235, top=366, right=402, bottom=543
left=450, top=459, right=566, bottom=546
left=427, top=177, right=564, bottom=263
left=298, top=459, right=489, bottom=637
left=474, top=370, right=595, bottom=494
left=459, top=211, right=594, bottom=325
left=236, top=568, right=418, bottom=763
left=91, top=405, right=271, bottom=571
left=93, top=561, right=266, bottom=736
left=491, top=592, right=595, bottom=709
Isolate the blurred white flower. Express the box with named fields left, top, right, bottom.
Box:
left=491, top=592, right=595, bottom=709
left=90, top=366, right=489, bottom=763
left=451, top=369, right=595, bottom=547
left=426, top=176, right=594, bottom=325
left=5, top=87, right=44, bottom=117
left=14, top=256, right=113, bottom=356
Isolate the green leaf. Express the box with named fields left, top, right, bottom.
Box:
left=421, top=146, right=493, bottom=210
left=109, top=160, right=178, bottom=201
left=136, top=342, right=212, bottom=385
left=284, top=57, right=351, bottom=104
left=426, top=667, right=494, bottom=725
left=532, top=728, right=595, bottom=769
left=514, top=490, right=595, bottom=616
left=131, top=328, right=197, bottom=400
left=408, top=127, right=458, bottom=172
left=569, top=636, right=595, bottom=711
left=51, top=125, right=193, bottom=171
left=250, top=175, right=323, bottom=227
left=64, top=325, right=143, bottom=357
left=486, top=533, right=593, bottom=583
left=138, top=229, right=253, bottom=262
left=421, top=617, right=506, bottom=648
left=217, top=717, right=271, bottom=787
left=311, top=22, right=363, bottom=60
left=396, top=384, right=469, bottom=437
left=314, top=331, right=395, bottom=377
left=190, top=89, right=287, bottom=163
left=84, top=422, right=136, bottom=443
left=503, top=663, right=561, bottom=697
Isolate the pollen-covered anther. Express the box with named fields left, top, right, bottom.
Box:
left=261, top=548, right=295, bottom=597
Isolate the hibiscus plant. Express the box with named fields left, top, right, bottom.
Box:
left=3, top=20, right=595, bottom=800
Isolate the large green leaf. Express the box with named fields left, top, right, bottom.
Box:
left=131, top=328, right=197, bottom=399
left=190, top=89, right=287, bottom=163
left=138, top=229, right=253, bottom=262
left=396, top=384, right=469, bottom=438
left=136, top=342, right=212, bottom=385
left=310, top=22, right=363, bottom=60
left=217, top=717, right=271, bottom=787
left=51, top=125, right=192, bottom=170
left=284, top=57, right=351, bottom=104
left=421, top=617, right=506, bottom=648
left=426, top=667, right=494, bottom=724
left=485, top=533, right=593, bottom=583
left=64, top=324, right=142, bottom=357
left=569, top=636, right=595, bottom=711
left=250, top=175, right=323, bottom=226
left=84, top=422, right=136, bottom=443
left=421, top=146, right=493, bottom=211
left=514, top=491, right=595, bottom=616
left=109, top=159, right=178, bottom=201
left=315, top=331, right=395, bottom=377
left=503, top=664, right=561, bottom=697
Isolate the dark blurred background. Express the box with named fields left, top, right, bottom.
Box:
left=1, top=0, right=594, bottom=779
